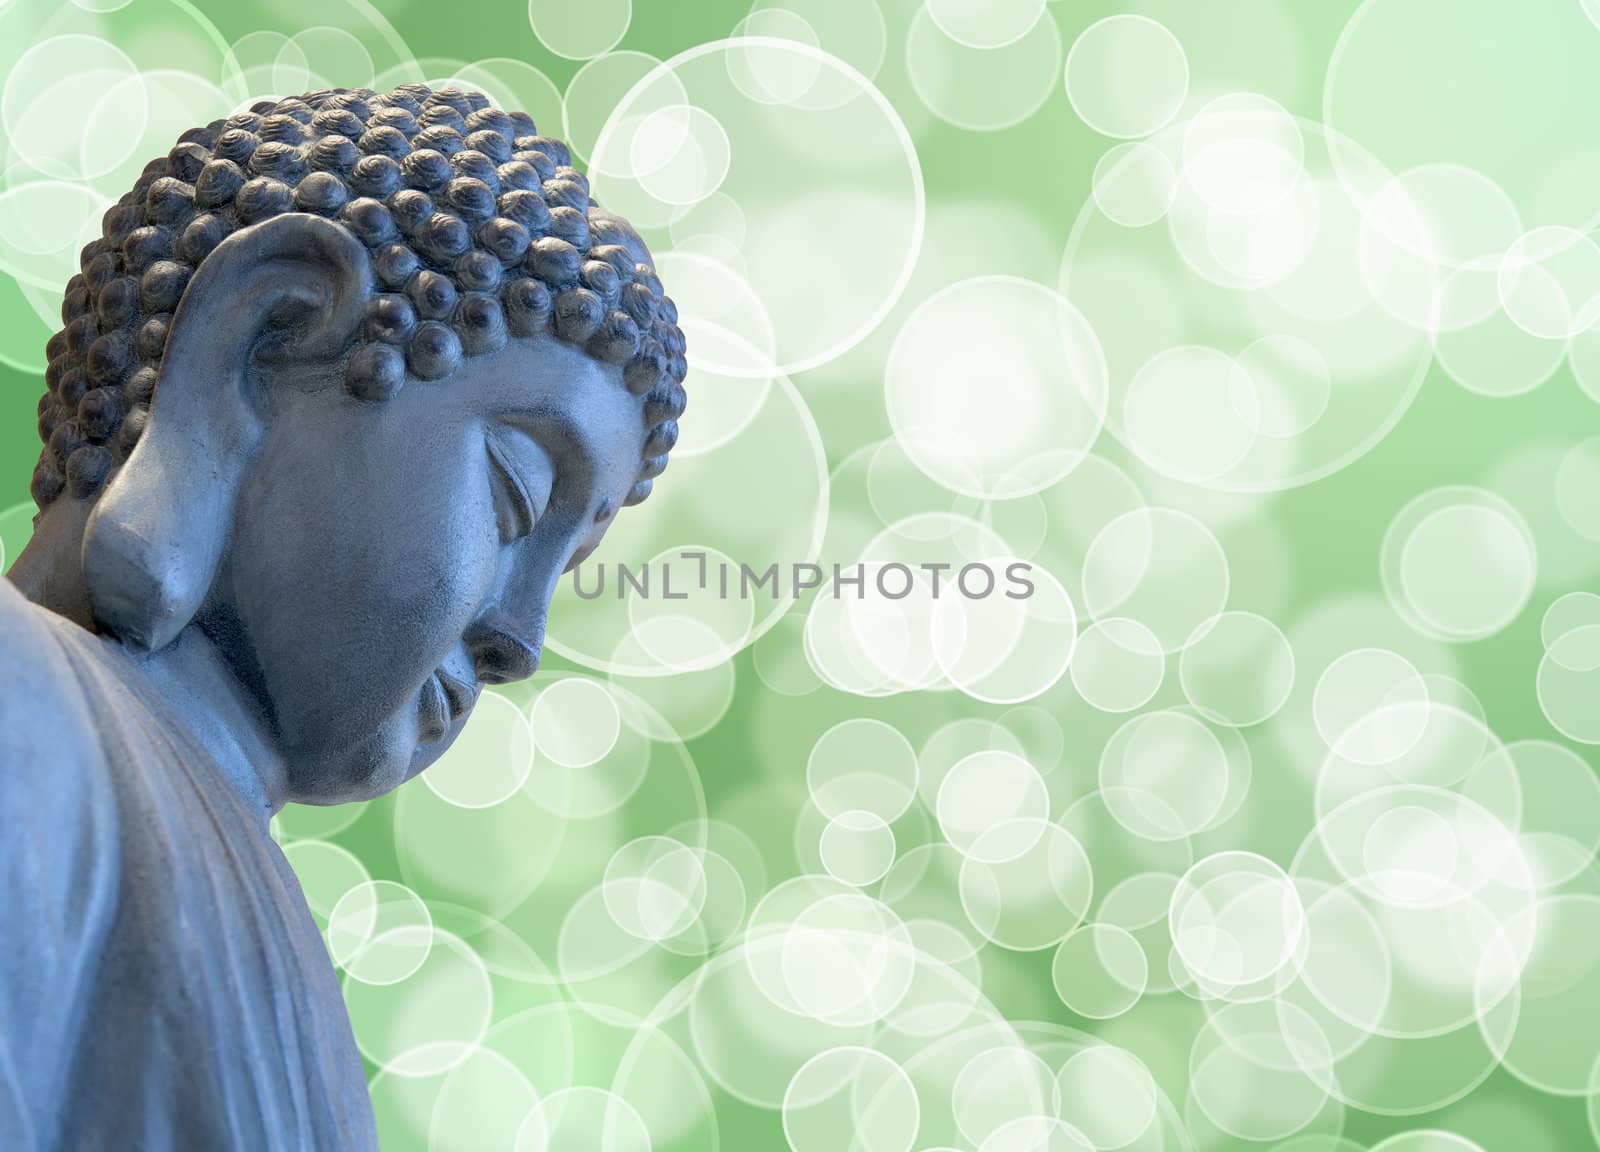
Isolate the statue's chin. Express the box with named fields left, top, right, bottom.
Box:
left=281, top=715, right=424, bottom=806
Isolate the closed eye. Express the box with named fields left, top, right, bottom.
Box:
left=485, top=433, right=544, bottom=543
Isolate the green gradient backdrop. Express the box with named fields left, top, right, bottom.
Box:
left=4, top=0, right=1600, bottom=1150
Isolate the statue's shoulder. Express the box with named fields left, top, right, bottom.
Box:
left=0, top=576, right=120, bottom=991
left=0, top=576, right=108, bottom=792
left=0, top=576, right=88, bottom=720
left=0, top=579, right=123, bottom=1150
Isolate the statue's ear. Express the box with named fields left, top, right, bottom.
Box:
left=82, top=212, right=372, bottom=652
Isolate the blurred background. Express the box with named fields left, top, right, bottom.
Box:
left=4, top=0, right=1600, bottom=1149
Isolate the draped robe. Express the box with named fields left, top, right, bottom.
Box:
left=0, top=577, right=378, bottom=1150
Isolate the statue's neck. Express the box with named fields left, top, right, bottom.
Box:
left=9, top=498, right=290, bottom=820
left=127, top=622, right=289, bottom=820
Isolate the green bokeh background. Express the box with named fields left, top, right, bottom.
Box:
left=4, top=0, right=1600, bottom=1149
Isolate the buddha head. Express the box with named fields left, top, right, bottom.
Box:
left=18, top=83, right=687, bottom=804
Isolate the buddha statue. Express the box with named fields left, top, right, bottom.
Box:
left=0, top=82, right=687, bottom=1150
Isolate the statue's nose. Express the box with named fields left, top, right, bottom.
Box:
left=463, top=614, right=543, bottom=684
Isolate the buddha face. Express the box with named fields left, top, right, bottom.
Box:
left=211, top=335, right=646, bottom=804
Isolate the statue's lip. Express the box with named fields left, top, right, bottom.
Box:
left=436, top=668, right=478, bottom=724
left=418, top=674, right=450, bottom=744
